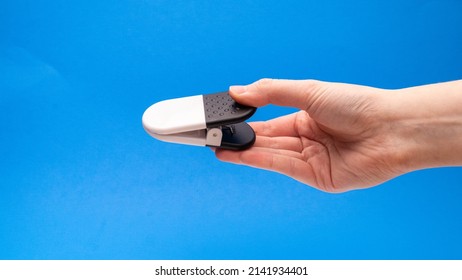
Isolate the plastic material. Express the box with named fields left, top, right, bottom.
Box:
left=142, top=95, right=206, bottom=135
left=203, top=92, right=256, bottom=127
left=219, top=122, right=256, bottom=150
left=142, top=91, right=256, bottom=150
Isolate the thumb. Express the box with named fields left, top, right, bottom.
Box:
left=229, top=78, right=323, bottom=111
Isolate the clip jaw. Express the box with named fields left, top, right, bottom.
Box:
left=142, top=92, right=256, bottom=150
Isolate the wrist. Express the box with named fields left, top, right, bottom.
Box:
left=385, top=81, right=462, bottom=172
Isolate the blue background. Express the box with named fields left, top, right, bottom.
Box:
left=1, top=0, right=462, bottom=259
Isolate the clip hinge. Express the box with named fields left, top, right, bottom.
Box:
left=206, top=127, right=223, bottom=147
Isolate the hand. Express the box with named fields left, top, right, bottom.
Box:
left=215, top=79, right=462, bottom=192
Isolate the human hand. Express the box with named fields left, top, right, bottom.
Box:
left=215, top=79, right=462, bottom=192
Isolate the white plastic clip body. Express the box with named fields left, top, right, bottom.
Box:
left=142, top=95, right=208, bottom=146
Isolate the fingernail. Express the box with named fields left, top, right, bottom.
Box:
left=229, top=85, right=247, bottom=95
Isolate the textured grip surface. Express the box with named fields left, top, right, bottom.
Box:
left=203, top=92, right=256, bottom=128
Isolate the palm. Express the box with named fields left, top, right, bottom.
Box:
left=217, top=110, right=398, bottom=192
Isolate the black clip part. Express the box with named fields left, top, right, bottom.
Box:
left=203, top=92, right=256, bottom=150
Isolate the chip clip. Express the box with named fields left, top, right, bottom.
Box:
left=142, top=91, right=256, bottom=150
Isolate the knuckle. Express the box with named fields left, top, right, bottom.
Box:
left=300, top=79, right=325, bottom=113
left=301, top=79, right=321, bottom=93
left=253, top=78, right=274, bottom=91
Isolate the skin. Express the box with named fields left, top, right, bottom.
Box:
left=215, top=79, right=462, bottom=193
